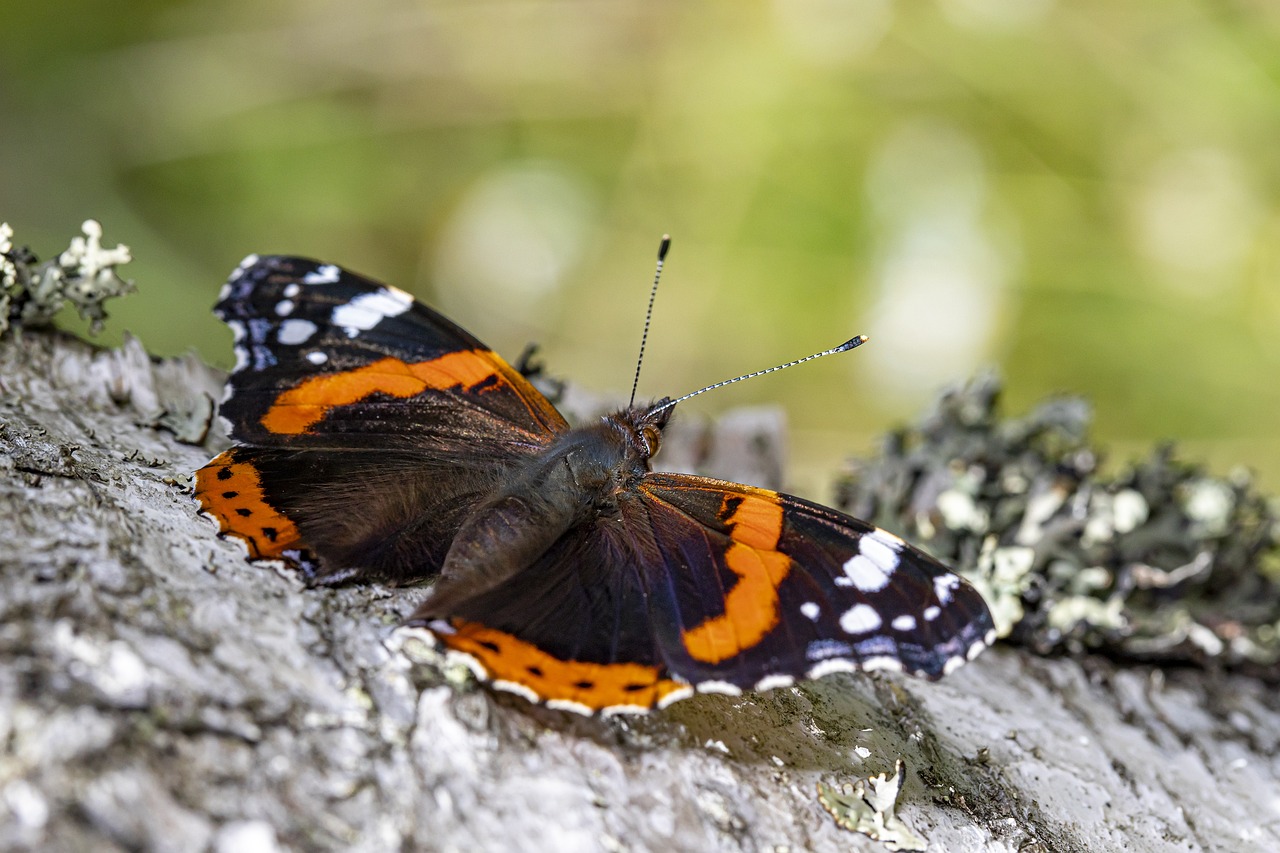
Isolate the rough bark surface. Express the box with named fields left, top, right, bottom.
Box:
left=1, top=331, right=1277, bottom=853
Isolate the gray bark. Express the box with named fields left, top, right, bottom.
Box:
left=1, top=330, right=1277, bottom=853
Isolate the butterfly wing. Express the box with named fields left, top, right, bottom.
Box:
left=635, top=473, right=995, bottom=687
left=196, top=255, right=568, bottom=584
left=419, top=527, right=691, bottom=715
left=417, top=471, right=994, bottom=714
left=212, top=254, right=566, bottom=451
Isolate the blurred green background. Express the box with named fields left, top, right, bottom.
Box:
left=4, top=0, right=1279, bottom=497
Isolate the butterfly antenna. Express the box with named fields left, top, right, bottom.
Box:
left=650, top=334, right=870, bottom=416
left=629, top=235, right=672, bottom=407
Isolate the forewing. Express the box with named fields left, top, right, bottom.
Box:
left=215, top=254, right=567, bottom=453
left=635, top=473, right=996, bottom=690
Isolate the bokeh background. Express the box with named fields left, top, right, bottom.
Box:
left=4, top=0, right=1279, bottom=497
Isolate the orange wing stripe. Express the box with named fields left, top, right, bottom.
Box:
left=195, top=451, right=303, bottom=559
left=680, top=493, right=790, bottom=664
left=440, top=620, right=687, bottom=712
left=260, top=351, right=501, bottom=435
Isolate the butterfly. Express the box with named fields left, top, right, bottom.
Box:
left=196, top=252, right=995, bottom=715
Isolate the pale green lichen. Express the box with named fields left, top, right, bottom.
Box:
left=817, top=760, right=926, bottom=852
left=836, top=373, right=1280, bottom=679
left=1, top=223, right=21, bottom=327
left=1046, top=594, right=1126, bottom=636
left=968, top=538, right=1035, bottom=639
left=1183, top=478, right=1235, bottom=538
left=1, top=219, right=134, bottom=336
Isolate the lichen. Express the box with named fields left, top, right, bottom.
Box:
left=835, top=372, right=1280, bottom=679
left=1, top=220, right=134, bottom=336
left=817, top=760, right=926, bottom=851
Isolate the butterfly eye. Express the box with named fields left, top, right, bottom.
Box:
left=641, top=425, right=662, bottom=457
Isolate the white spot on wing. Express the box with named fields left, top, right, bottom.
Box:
left=942, top=656, right=967, bottom=676
left=858, top=534, right=899, bottom=572
left=800, top=602, right=820, bottom=620
left=923, top=606, right=941, bottom=621
left=858, top=656, right=904, bottom=674
left=656, top=686, right=695, bottom=709
left=695, top=680, right=742, bottom=696
left=303, top=264, right=340, bottom=285
left=867, top=528, right=905, bottom=550
left=807, top=659, right=858, bottom=679
left=283, top=283, right=300, bottom=297
left=305, top=351, right=328, bottom=365
left=277, top=318, right=317, bottom=345
left=228, top=254, right=259, bottom=285
left=840, top=603, right=883, bottom=635
left=891, top=614, right=917, bottom=632
left=934, top=573, right=961, bottom=604
left=332, top=287, right=413, bottom=337
left=544, top=698, right=594, bottom=716
left=442, top=650, right=488, bottom=681
left=491, top=679, right=539, bottom=705
left=841, top=554, right=891, bottom=593
left=808, top=656, right=903, bottom=677
left=218, top=374, right=235, bottom=404
left=227, top=320, right=249, bottom=371
left=274, top=299, right=294, bottom=316
left=600, top=703, right=650, bottom=718
left=754, top=674, right=795, bottom=692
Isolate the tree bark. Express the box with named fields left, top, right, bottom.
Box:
left=1, top=330, right=1276, bottom=853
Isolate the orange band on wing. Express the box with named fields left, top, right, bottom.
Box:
left=195, top=451, right=304, bottom=559
left=260, top=351, right=500, bottom=434
left=680, top=493, right=790, bottom=664
left=439, top=620, right=688, bottom=712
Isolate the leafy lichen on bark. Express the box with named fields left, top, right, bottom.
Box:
left=836, top=373, right=1280, bottom=680
left=1, top=221, right=135, bottom=337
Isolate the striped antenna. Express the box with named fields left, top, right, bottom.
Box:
left=629, top=235, right=672, bottom=407
left=649, top=335, right=869, bottom=416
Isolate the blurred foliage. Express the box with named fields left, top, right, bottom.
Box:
left=2, top=0, right=1278, bottom=493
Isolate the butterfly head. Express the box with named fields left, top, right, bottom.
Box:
left=629, top=398, right=675, bottom=462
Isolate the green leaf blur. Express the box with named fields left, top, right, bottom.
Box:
left=3, top=0, right=1277, bottom=493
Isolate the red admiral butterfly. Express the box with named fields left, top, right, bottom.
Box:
left=196, top=251, right=994, bottom=715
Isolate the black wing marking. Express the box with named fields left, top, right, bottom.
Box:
left=215, top=254, right=567, bottom=455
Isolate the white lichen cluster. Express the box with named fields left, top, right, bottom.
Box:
left=0, top=219, right=134, bottom=336
left=817, top=760, right=927, bottom=851
left=1, top=223, right=19, bottom=327
left=969, top=538, right=1036, bottom=639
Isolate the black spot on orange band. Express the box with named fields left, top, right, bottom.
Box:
left=439, top=620, right=687, bottom=712
left=195, top=451, right=303, bottom=560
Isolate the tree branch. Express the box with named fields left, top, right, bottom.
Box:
left=2, top=331, right=1277, bottom=852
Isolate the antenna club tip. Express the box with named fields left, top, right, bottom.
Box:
left=657, top=235, right=671, bottom=260
left=839, top=334, right=870, bottom=352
